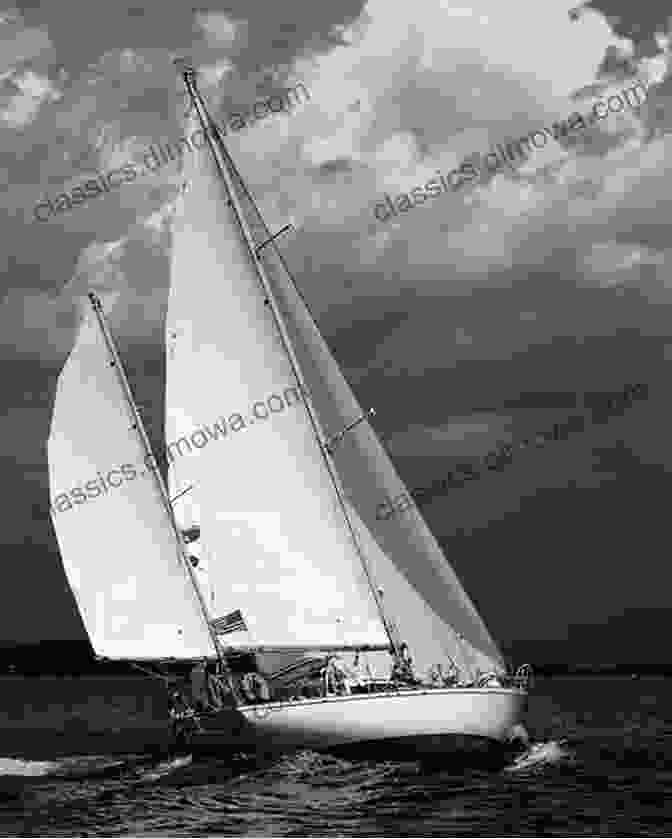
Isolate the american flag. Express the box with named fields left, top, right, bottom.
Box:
left=211, top=609, right=247, bottom=635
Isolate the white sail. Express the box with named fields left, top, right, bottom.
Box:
left=48, top=303, right=217, bottom=660
left=164, top=113, right=389, bottom=649
left=215, top=141, right=505, bottom=678
left=256, top=240, right=506, bottom=677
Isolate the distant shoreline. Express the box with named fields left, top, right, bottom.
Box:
left=0, top=672, right=666, bottom=680
left=0, top=642, right=670, bottom=677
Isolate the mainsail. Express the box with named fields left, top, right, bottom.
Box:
left=166, top=68, right=505, bottom=678
left=164, top=103, right=389, bottom=650
left=48, top=297, right=217, bottom=660
left=201, top=111, right=506, bottom=679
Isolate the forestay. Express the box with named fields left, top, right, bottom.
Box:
left=48, top=303, right=217, bottom=659
left=164, top=111, right=388, bottom=649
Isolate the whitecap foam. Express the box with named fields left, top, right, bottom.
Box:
left=504, top=739, right=572, bottom=773
left=136, top=754, right=193, bottom=782
left=0, top=757, right=61, bottom=777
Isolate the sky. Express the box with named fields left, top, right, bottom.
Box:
left=1, top=0, right=671, bottom=664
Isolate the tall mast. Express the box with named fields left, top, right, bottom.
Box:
left=177, top=61, right=402, bottom=662
left=87, top=291, right=225, bottom=665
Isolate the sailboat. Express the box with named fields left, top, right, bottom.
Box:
left=46, top=61, right=530, bottom=760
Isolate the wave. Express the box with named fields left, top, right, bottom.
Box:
left=504, top=739, right=574, bottom=774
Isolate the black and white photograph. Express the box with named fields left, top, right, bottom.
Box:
left=0, top=0, right=670, bottom=835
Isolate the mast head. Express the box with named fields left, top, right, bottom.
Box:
left=173, top=56, right=197, bottom=87
left=87, top=290, right=101, bottom=309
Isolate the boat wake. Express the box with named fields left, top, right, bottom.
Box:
left=0, top=757, right=62, bottom=777
left=0, top=754, right=182, bottom=784
left=134, top=754, right=193, bottom=782
left=504, top=739, right=573, bottom=774
left=0, top=741, right=568, bottom=786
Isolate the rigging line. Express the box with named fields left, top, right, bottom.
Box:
left=87, top=291, right=225, bottom=669
left=129, top=661, right=175, bottom=684
left=180, top=66, right=399, bottom=661
left=170, top=483, right=194, bottom=505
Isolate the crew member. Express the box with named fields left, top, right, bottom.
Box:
left=240, top=671, right=271, bottom=703
left=390, top=643, right=420, bottom=685
left=325, top=656, right=357, bottom=695
left=441, top=660, right=460, bottom=686
left=349, top=653, right=369, bottom=691
left=168, top=683, right=201, bottom=753
left=205, top=661, right=235, bottom=710
left=189, top=660, right=210, bottom=711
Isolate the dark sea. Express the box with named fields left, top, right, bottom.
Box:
left=0, top=675, right=670, bottom=836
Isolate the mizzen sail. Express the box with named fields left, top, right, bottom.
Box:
left=48, top=299, right=217, bottom=660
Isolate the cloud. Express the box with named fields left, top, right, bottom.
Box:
left=582, top=241, right=668, bottom=285
left=195, top=10, right=246, bottom=49
left=0, top=19, right=52, bottom=75
left=0, top=288, right=78, bottom=360
left=0, top=68, right=61, bottom=128
left=386, top=414, right=512, bottom=459
left=215, top=0, right=661, bottom=322
left=1, top=2, right=669, bottom=381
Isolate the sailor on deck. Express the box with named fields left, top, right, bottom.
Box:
left=188, top=660, right=236, bottom=711
left=350, top=653, right=369, bottom=689
left=428, top=659, right=459, bottom=687
left=189, top=660, right=210, bottom=711
left=390, top=643, right=421, bottom=686
left=240, top=671, right=271, bottom=703
left=324, top=655, right=365, bottom=695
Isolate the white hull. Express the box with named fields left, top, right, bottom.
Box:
left=192, top=687, right=527, bottom=759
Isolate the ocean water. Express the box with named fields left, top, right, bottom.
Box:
left=0, top=675, right=670, bottom=836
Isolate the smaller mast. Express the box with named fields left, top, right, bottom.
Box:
left=87, top=291, right=225, bottom=667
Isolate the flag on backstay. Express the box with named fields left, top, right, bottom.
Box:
left=211, top=609, right=247, bottom=635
